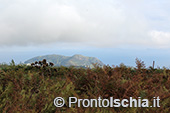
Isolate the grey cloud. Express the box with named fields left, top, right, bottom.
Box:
left=0, top=0, right=169, bottom=48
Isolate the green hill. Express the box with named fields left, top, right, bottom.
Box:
left=24, top=54, right=104, bottom=67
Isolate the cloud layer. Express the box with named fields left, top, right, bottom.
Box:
left=0, top=0, right=170, bottom=48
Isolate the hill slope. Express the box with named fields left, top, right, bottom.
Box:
left=24, top=54, right=104, bottom=67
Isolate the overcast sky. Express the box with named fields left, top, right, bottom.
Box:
left=0, top=0, right=170, bottom=67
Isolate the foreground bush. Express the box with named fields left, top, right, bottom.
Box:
left=0, top=60, right=170, bottom=112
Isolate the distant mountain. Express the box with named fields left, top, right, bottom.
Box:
left=24, top=54, right=104, bottom=68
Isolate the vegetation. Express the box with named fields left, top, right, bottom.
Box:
left=0, top=59, right=170, bottom=112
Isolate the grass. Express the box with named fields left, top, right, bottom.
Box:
left=0, top=59, right=170, bottom=112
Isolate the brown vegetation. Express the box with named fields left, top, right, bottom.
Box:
left=0, top=59, right=170, bottom=112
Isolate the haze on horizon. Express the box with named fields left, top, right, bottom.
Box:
left=0, top=0, right=170, bottom=67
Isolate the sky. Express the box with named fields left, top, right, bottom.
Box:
left=0, top=0, right=170, bottom=67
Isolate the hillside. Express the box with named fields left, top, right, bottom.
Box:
left=24, top=54, right=104, bottom=67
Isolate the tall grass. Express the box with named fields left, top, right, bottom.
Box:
left=0, top=59, right=170, bottom=112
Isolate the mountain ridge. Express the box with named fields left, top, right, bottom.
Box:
left=24, top=54, right=104, bottom=67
